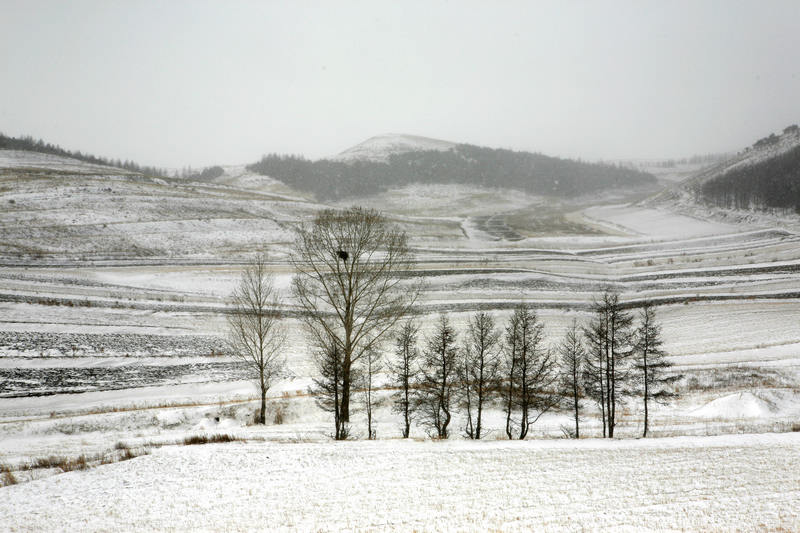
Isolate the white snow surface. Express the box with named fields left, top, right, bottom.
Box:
left=690, top=391, right=783, bottom=419
left=2, top=433, right=799, bottom=532
left=332, top=133, right=456, bottom=162
left=0, top=149, right=124, bottom=173
left=582, top=204, right=740, bottom=239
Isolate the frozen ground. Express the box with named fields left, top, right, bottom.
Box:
left=2, top=149, right=800, bottom=530
left=3, top=434, right=799, bottom=532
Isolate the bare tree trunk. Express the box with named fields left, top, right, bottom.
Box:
left=504, top=350, right=516, bottom=440
left=403, top=378, right=411, bottom=438
left=260, top=386, right=267, bottom=425
left=475, top=373, right=483, bottom=440
left=643, top=367, right=649, bottom=438
left=572, top=375, right=580, bottom=439
left=341, top=371, right=351, bottom=424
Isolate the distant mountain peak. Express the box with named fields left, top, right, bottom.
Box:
left=332, top=133, right=456, bottom=162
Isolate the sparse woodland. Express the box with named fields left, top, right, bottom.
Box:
left=232, top=207, right=683, bottom=441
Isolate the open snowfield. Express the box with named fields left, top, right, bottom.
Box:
left=2, top=150, right=800, bottom=530
left=3, top=434, right=800, bottom=532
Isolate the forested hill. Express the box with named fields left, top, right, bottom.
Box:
left=0, top=132, right=167, bottom=177
left=247, top=143, right=656, bottom=200
left=697, top=125, right=800, bottom=211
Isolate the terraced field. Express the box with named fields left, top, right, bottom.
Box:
left=1, top=149, right=799, bottom=454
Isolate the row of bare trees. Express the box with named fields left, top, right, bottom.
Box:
left=226, top=207, right=680, bottom=440
left=382, top=295, right=678, bottom=441
left=562, top=293, right=680, bottom=439
left=393, top=307, right=560, bottom=441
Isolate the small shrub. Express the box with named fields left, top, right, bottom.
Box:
left=62, top=455, right=88, bottom=472
left=33, top=454, right=89, bottom=472
left=559, top=425, right=576, bottom=439
left=792, top=422, right=800, bottom=432
left=119, top=448, right=143, bottom=462
left=2, top=470, right=17, bottom=487
left=182, top=434, right=239, bottom=446
left=272, top=401, right=287, bottom=425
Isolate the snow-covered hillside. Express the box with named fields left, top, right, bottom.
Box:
left=0, top=150, right=319, bottom=263
left=3, top=142, right=800, bottom=531
left=683, top=125, right=800, bottom=190
left=332, top=133, right=456, bottom=162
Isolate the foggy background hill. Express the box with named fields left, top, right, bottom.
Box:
left=248, top=134, right=657, bottom=200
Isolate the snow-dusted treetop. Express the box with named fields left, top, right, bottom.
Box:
left=331, top=133, right=456, bottom=162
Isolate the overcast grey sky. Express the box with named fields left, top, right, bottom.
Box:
left=1, top=0, right=799, bottom=168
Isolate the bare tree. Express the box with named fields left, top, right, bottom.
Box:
left=291, top=207, right=419, bottom=424
left=309, top=340, right=351, bottom=440
left=460, top=311, right=501, bottom=439
left=559, top=319, right=586, bottom=438
left=417, top=315, right=458, bottom=439
left=634, top=302, right=681, bottom=437
left=582, top=289, right=634, bottom=438
left=390, top=320, right=421, bottom=438
left=503, top=310, right=520, bottom=440
left=360, top=347, right=383, bottom=440
left=504, top=304, right=559, bottom=440
left=227, top=255, right=286, bottom=425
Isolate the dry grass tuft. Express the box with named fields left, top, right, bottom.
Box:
left=1, top=470, right=17, bottom=487
left=182, top=433, right=241, bottom=446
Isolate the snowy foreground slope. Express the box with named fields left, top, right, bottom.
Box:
left=4, top=434, right=799, bottom=532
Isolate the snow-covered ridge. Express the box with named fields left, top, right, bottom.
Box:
left=683, top=125, right=800, bottom=189
left=0, top=149, right=128, bottom=173
left=331, top=133, right=456, bottom=162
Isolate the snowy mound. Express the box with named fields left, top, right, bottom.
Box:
left=691, top=391, right=779, bottom=419
left=333, top=133, right=456, bottom=162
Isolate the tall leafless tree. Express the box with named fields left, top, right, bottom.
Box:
left=291, top=207, right=419, bottom=424
left=504, top=304, right=559, bottom=440
left=417, top=315, right=458, bottom=439
left=634, top=301, right=681, bottom=437
left=360, top=347, right=383, bottom=440
left=559, top=319, right=586, bottom=439
left=460, top=311, right=501, bottom=439
left=390, top=320, right=421, bottom=438
left=309, top=339, right=352, bottom=440
left=582, top=289, right=634, bottom=438
left=227, top=255, right=286, bottom=425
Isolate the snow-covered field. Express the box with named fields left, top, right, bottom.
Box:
left=2, top=149, right=800, bottom=530
left=3, top=434, right=800, bottom=532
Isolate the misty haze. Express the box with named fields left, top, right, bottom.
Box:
left=1, top=1, right=800, bottom=531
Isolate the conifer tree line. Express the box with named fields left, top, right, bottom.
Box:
left=0, top=132, right=168, bottom=177
left=247, top=144, right=655, bottom=201
left=312, top=291, right=681, bottom=441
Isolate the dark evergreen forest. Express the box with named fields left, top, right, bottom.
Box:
left=247, top=144, right=656, bottom=200
left=701, top=144, right=800, bottom=211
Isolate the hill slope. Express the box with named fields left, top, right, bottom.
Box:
left=0, top=150, right=318, bottom=264
left=0, top=132, right=167, bottom=177
left=249, top=137, right=657, bottom=200
left=689, top=125, right=800, bottom=210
